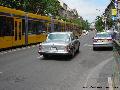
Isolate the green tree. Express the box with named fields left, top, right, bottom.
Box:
left=0, top=0, right=61, bottom=16
left=0, top=0, right=23, bottom=9
left=44, top=0, right=61, bottom=16
left=106, top=18, right=114, bottom=29
left=95, top=16, right=104, bottom=32
left=82, top=20, right=90, bottom=30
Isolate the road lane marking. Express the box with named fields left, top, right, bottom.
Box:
left=83, top=57, right=113, bottom=89
left=0, top=72, right=3, bottom=74
left=87, top=45, right=93, bottom=47
left=83, top=44, right=93, bottom=47
left=108, top=77, right=113, bottom=90
left=83, top=44, right=88, bottom=47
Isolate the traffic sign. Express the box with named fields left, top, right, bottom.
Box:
left=112, top=9, right=117, bottom=16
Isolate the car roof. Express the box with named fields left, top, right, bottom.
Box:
left=48, top=32, right=73, bottom=35
left=96, top=32, right=109, bottom=34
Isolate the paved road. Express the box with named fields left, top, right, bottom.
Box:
left=0, top=31, right=114, bottom=90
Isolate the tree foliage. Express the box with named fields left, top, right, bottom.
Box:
left=0, top=0, right=89, bottom=30
left=59, top=16, right=90, bottom=30
left=0, top=0, right=61, bottom=16
left=95, top=16, right=104, bottom=32
left=106, top=18, right=114, bottom=29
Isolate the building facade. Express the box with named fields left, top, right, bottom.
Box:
left=58, top=0, right=79, bottom=19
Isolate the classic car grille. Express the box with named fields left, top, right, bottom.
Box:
left=42, top=45, right=66, bottom=51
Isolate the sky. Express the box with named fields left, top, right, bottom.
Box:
left=63, top=0, right=111, bottom=22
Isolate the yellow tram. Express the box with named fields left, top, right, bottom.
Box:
left=0, top=6, right=81, bottom=50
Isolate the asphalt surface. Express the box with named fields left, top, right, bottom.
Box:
left=0, top=31, right=115, bottom=90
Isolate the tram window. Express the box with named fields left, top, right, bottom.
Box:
left=37, top=22, right=47, bottom=34
left=0, top=16, right=6, bottom=36
left=28, top=20, right=32, bottom=34
left=0, top=16, right=3, bottom=37
left=28, top=20, right=47, bottom=35
left=28, top=20, right=37, bottom=34
left=36, top=22, right=41, bottom=34
left=33, top=21, right=37, bottom=34
left=0, top=16, right=14, bottom=36
left=6, top=17, right=14, bottom=36
left=54, top=24, right=59, bottom=31
left=58, top=24, right=61, bottom=31
left=48, top=24, right=51, bottom=32
left=22, top=19, right=25, bottom=35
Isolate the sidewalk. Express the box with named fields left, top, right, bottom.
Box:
left=113, top=40, right=120, bottom=90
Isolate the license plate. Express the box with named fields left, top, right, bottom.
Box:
left=98, top=40, right=106, bottom=42
left=50, top=47, right=56, bottom=51
left=97, top=40, right=102, bottom=42
left=104, top=40, right=108, bottom=42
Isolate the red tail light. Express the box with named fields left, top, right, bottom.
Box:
left=107, top=39, right=112, bottom=41
left=93, top=39, right=98, bottom=42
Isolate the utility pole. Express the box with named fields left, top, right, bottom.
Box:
left=104, top=16, right=107, bottom=31
left=24, top=0, right=28, bottom=45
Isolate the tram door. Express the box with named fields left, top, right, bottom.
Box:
left=13, top=18, right=23, bottom=46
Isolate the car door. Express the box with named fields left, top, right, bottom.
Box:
left=70, top=34, right=76, bottom=51
left=73, top=34, right=79, bottom=51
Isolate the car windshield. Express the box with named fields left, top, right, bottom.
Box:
left=47, top=33, right=70, bottom=42
left=96, top=33, right=111, bottom=37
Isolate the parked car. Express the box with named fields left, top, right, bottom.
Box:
left=38, top=32, right=80, bottom=58
left=93, top=32, right=113, bottom=50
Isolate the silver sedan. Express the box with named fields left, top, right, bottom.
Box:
left=93, top=32, right=113, bottom=50
left=38, top=32, right=80, bottom=58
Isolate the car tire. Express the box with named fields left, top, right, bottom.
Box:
left=70, top=49, right=75, bottom=58
left=76, top=46, right=80, bottom=53
left=93, top=47, right=96, bottom=51
left=43, top=54, right=49, bottom=58
left=110, top=47, right=113, bottom=50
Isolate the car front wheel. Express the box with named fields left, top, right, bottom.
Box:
left=76, top=46, right=80, bottom=53
left=69, top=49, right=75, bottom=58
